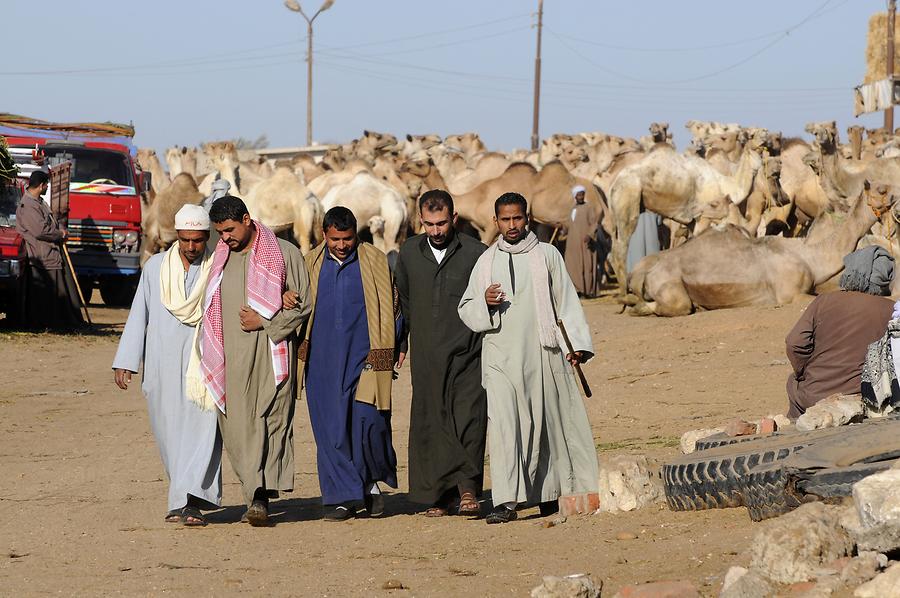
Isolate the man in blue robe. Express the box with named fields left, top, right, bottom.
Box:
left=289, top=206, right=401, bottom=521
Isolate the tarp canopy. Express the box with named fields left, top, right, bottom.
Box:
left=0, top=114, right=136, bottom=156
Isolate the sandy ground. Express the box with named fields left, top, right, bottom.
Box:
left=0, top=292, right=812, bottom=597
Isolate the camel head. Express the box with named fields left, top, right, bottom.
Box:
left=649, top=122, right=669, bottom=143
left=802, top=148, right=823, bottom=176
left=444, top=132, right=485, bottom=154
left=203, top=141, right=238, bottom=171
left=367, top=214, right=386, bottom=236
left=404, top=133, right=441, bottom=151
left=761, top=156, right=787, bottom=205
left=136, top=148, right=158, bottom=170
left=804, top=121, right=838, bottom=154
left=361, top=130, right=399, bottom=153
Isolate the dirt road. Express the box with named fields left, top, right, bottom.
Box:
left=0, top=296, right=806, bottom=596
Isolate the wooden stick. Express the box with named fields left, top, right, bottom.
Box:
left=556, top=318, right=592, bottom=398
left=62, top=244, right=92, bottom=326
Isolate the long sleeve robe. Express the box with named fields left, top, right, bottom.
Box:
left=784, top=290, right=893, bottom=418
left=564, top=202, right=599, bottom=297
left=458, top=242, right=598, bottom=506
left=304, top=249, right=398, bottom=506
left=395, top=232, right=488, bottom=505
left=626, top=211, right=663, bottom=273
left=112, top=252, right=222, bottom=512
left=217, top=238, right=311, bottom=505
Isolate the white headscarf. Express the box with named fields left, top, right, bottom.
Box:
left=571, top=185, right=586, bottom=198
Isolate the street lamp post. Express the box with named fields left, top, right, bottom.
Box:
left=284, top=0, right=335, bottom=147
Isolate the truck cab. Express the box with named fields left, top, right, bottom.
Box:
left=0, top=181, right=24, bottom=323
left=1, top=117, right=146, bottom=306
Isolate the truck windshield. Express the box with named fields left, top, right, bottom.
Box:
left=44, top=146, right=135, bottom=188
left=0, top=183, right=19, bottom=227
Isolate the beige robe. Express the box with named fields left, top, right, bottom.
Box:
left=458, top=242, right=598, bottom=506
left=564, top=202, right=599, bottom=297
left=217, top=238, right=311, bottom=505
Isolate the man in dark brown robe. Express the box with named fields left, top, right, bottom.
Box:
left=15, top=170, right=83, bottom=330
left=785, top=246, right=895, bottom=419
left=564, top=185, right=599, bottom=298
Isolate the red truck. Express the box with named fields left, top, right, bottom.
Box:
left=0, top=115, right=149, bottom=306
left=0, top=180, right=25, bottom=323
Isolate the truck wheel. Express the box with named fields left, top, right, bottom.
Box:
left=99, top=275, right=138, bottom=307
left=663, top=426, right=852, bottom=512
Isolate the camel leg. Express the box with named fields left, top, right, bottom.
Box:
left=608, top=179, right=641, bottom=294
left=651, top=281, right=693, bottom=317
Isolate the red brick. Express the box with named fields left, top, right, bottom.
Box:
left=613, top=580, right=699, bottom=598
left=757, top=417, right=776, bottom=435
left=558, top=492, right=600, bottom=516
left=785, top=581, right=817, bottom=594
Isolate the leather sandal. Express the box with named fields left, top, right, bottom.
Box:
left=457, top=492, right=480, bottom=516
left=424, top=506, right=448, bottom=517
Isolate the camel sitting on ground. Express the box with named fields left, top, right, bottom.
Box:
left=608, top=143, right=762, bottom=293
left=624, top=183, right=887, bottom=316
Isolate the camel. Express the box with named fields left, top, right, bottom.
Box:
left=136, top=148, right=168, bottom=194
left=624, top=183, right=888, bottom=316
left=805, top=121, right=900, bottom=201
left=444, top=133, right=486, bottom=161
left=141, top=173, right=204, bottom=262
left=164, top=146, right=198, bottom=180
left=319, top=171, right=408, bottom=254
left=638, top=122, right=672, bottom=150
left=352, top=130, right=399, bottom=162
left=243, top=162, right=322, bottom=254
left=290, top=153, right=327, bottom=183
left=203, top=141, right=265, bottom=196
left=607, top=143, right=761, bottom=292
left=401, top=133, right=441, bottom=158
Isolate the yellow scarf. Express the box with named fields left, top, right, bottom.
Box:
left=159, top=243, right=214, bottom=410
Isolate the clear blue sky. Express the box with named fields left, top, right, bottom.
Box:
left=2, top=0, right=885, bottom=153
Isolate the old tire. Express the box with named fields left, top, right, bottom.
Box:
left=99, top=275, right=138, bottom=307
left=663, top=426, right=852, bottom=513
left=695, top=433, right=770, bottom=452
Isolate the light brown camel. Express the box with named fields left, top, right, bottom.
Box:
left=624, top=184, right=887, bottom=317
left=136, top=148, right=168, bottom=194
left=244, top=162, right=322, bottom=254
left=607, top=143, right=761, bottom=292
left=141, top=173, right=204, bottom=262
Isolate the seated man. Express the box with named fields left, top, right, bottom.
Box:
left=785, top=246, right=895, bottom=419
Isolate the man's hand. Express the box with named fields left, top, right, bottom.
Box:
left=240, top=305, right=264, bottom=332
left=114, top=368, right=133, bottom=390
left=485, top=283, right=505, bottom=306
left=395, top=352, right=406, bottom=369
left=282, top=290, right=300, bottom=310
left=566, top=351, right=586, bottom=366
left=60, top=227, right=68, bottom=241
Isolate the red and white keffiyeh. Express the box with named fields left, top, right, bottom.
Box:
left=199, top=221, right=288, bottom=413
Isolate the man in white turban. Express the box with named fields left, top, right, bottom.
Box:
left=112, top=203, right=222, bottom=526
left=563, top=185, right=600, bottom=297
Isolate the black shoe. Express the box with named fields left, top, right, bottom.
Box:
left=539, top=500, right=559, bottom=517
left=324, top=503, right=355, bottom=522
left=364, top=493, right=385, bottom=517
left=485, top=504, right=517, bottom=524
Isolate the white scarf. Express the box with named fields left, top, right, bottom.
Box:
left=475, top=231, right=561, bottom=348
left=159, top=244, right=214, bottom=410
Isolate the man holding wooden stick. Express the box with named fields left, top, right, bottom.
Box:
left=15, top=170, right=84, bottom=330
left=458, top=192, right=598, bottom=524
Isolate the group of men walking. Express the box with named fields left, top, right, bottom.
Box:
left=113, top=187, right=598, bottom=527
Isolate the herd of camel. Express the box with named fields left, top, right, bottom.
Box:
left=135, top=119, right=900, bottom=317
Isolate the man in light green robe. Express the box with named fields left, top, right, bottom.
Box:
left=207, top=196, right=311, bottom=526
left=458, top=193, right=598, bottom=524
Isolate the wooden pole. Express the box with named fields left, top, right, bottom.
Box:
left=887, top=0, right=896, bottom=132
left=62, top=244, right=92, bottom=326
left=530, top=0, right=544, bottom=151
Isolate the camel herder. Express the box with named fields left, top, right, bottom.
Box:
left=564, top=185, right=599, bottom=298
left=202, top=195, right=311, bottom=526
left=785, top=246, right=894, bottom=419
left=394, top=189, right=487, bottom=517
left=459, top=193, right=598, bottom=524
left=15, top=170, right=84, bottom=330
left=293, top=207, right=400, bottom=522
left=112, top=204, right=221, bottom=526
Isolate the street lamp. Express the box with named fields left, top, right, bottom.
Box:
left=284, top=0, right=335, bottom=146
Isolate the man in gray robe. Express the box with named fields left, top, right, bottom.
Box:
left=205, top=195, right=311, bottom=526
left=112, top=204, right=221, bottom=526
left=459, top=192, right=598, bottom=524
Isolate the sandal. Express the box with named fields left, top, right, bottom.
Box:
left=457, top=492, right=480, bottom=516
left=165, top=510, right=182, bottom=524
left=485, top=505, right=517, bottom=524
left=181, top=506, right=207, bottom=527
left=424, top=506, right=448, bottom=517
